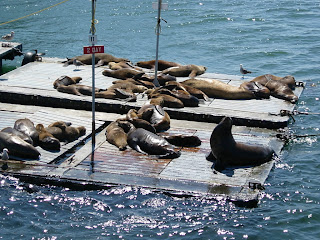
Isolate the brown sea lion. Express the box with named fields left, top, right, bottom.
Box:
left=112, top=79, right=155, bottom=89
left=108, top=82, right=147, bottom=93
left=0, top=132, right=40, bottom=160
left=36, top=124, right=60, bottom=151
left=102, top=68, right=144, bottom=80
left=150, top=94, right=184, bottom=108
left=240, top=81, right=271, bottom=99
left=208, top=117, right=275, bottom=171
left=138, top=73, right=177, bottom=86
left=182, top=78, right=259, bottom=100
left=14, top=118, right=39, bottom=145
left=162, top=64, right=207, bottom=78
left=63, top=53, right=129, bottom=66
left=250, top=74, right=298, bottom=103
left=95, top=88, right=137, bottom=102
left=105, top=121, right=128, bottom=151
left=137, top=104, right=170, bottom=132
left=108, top=61, right=142, bottom=70
left=46, top=122, right=86, bottom=142
left=56, top=84, right=101, bottom=96
left=136, top=59, right=181, bottom=71
left=53, top=76, right=82, bottom=89
left=1, top=127, right=33, bottom=145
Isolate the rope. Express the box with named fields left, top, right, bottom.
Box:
left=0, top=0, right=72, bottom=26
left=89, top=0, right=98, bottom=34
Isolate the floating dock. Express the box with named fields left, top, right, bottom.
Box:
left=0, top=58, right=304, bottom=207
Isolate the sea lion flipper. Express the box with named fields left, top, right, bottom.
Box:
left=205, top=151, right=216, bottom=161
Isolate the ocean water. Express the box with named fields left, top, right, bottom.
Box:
left=1, top=0, right=320, bottom=239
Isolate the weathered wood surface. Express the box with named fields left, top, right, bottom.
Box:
left=0, top=103, right=284, bottom=206
left=0, top=58, right=304, bottom=128
left=0, top=41, right=22, bottom=59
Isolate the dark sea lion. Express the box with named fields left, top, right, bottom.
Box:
left=56, top=84, right=101, bottom=96
left=63, top=53, right=129, bottom=66
left=0, top=132, right=40, bottom=159
left=162, top=64, right=207, bottom=78
left=105, top=121, right=128, bottom=151
left=137, top=104, right=170, bottom=132
left=136, top=59, right=181, bottom=71
left=1, top=127, right=33, bottom=145
left=121, top=122, right=180, bottom=159
left=138, top=73, right=177, bottom=86
left=182, top=78, right=258, bottom=100
left=14, top=118, right=39, bottom=145
left=102, top=68, right=144, bottom=80
left=209, top=117, right=275, bottom=171
left=251, top=74, right=298, bottom=103
left=150, top=94, right=184, bottom=108
left=53, top=76, right=82, bottom=89
left=128, top=118, right=157, bottom=133
left=36, top=124, right=60, bottom=151
left=164, top=135, right=202, bottom=147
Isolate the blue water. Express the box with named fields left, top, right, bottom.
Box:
left=1, top=0, right=320, bottom=239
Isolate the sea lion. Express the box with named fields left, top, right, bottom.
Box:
left=136, top=59, right=181, bottom=71
left=56, top=84, right=101, bottom=96
left=102, top=68, right=144, bottom=80
left=108, top=61, right=141, bottom=70
left=105, top=121, right=128, bottom=151
left=138, top=73, right=177, bottom=86
left=95, top=88, right=137, bottom=102
left=112, top=79, right=155, bottom=89
left=240, top=81, right=270, bottom=99
left=63, top=53, right=129, bottom=66
left=208, top=117, right=275, bottom=171
left=53, top=76, right=82, bottom=89
left=149, top=94, right=184, bottom=108
left=108, top=82, right=147, bottom=93
left=0, top=132, right=40, bottom=159
left=36, top=124, right=60, bottom=151
left=120, top=122, right=180, bottom=159
left=46, top=122, right=86, bottom=142
left=164, top=134, right=202, bottom=147
left=162, top=64, right=207, bottom=78
left=182, top=78, right=259, bottom=100
left=1, top=127, right=33, bottom=145
left=14, top=118, right=39, bottom=145
left=137, top=104, right=170, bottom=132
left=250, top=74, right=298, bottom=103
left=165, top=81, right=209, bottom=101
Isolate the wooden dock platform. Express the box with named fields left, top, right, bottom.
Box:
left=0, top=41, right=22, bottom=73
left=0, top=58, right=304, bottom=207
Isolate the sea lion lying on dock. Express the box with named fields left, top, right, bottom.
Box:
left=181, top=78, right=267, bottom=100
left=0, top=132, right=40, bottom=160
left=46, top=121, right=86, bottom=142
left=1, top=127, right=33, bottom=145
left=63, top=53, right=129, bottom=66
left=53, top=76, right=82, bottom=88
left=105, top=120, right=128, bottom=151
left=165, top=81, right=209, bottom=101
left=108, top=61, right=142, bottom=71
left=163, top=135, right=202, bottom=147
left=102, top=68, right=144, bottom=80
left=119, top=122, right=180, bottom=159
left=14, top=118, right=39, bottom=146
left=56, top=84, right=101, bottom=96
left=136, top=59, right=181, bottom=71
left=162, top=64, right=207, bottom=78
left=207, top=117, right=275, bottom=172
left=36, top=124, right=60, bottom=151
left=250, top=74, right=298, bottom=103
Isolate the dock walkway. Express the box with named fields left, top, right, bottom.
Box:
left=0, top=58, right=304, bottom=206
left=0, top=41, right=22, bottom=72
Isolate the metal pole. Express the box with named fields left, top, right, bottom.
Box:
left=153, top=0, right=162, bottom=87
left=91, top=0, right=96, bottom=169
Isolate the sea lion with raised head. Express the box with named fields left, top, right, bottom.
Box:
left=136, top=59, right=181, bottom=71
left=0, top=132, right=40, bottom=159
left=162, top=64, right=207, bottom=78
left=208, top=117, right=275, bottom=171
left=14, top=118, right=39, bottom=145
left=36, top=124, right=60, bottom=151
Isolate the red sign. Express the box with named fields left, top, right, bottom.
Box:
left=83, top=45, right=104, bottom=54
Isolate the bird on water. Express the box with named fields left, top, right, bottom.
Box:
left=1, top=148, right=9, bottom=170
left=240, top=64, right=252, bottom=79
left=1, top=31, right=14, bottom=42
